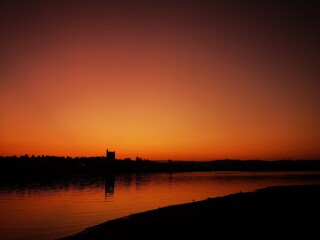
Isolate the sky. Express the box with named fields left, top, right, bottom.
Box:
left=1, top=0, right=319, bottom=160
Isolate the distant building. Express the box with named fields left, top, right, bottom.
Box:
left=106, top=149, right=116, bottom=161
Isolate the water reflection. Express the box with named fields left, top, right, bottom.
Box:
left=1, top=171, right=320, bottom=196
left=104, top=175, right=115, bottom=201
left=0, top=171, right=320, bottom=240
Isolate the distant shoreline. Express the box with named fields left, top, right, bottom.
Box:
left=1, top=156, right=320, bottom=179
left=59, top=184, right=320, bottom=240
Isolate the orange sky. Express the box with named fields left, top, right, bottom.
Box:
left=1, top=0, right=320, bottom=160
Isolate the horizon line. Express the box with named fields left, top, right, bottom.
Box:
left=1, top=155, right=319, bottom=162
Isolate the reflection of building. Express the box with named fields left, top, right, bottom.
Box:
left=105, top=174, right=115, bottom=200
left=106, top=149, right=115, bottom=161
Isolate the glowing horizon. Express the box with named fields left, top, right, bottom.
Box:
left=1, top=1, right=320, bottom=161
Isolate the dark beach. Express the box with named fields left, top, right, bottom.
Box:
left=59, top=184, right=320, bottom=240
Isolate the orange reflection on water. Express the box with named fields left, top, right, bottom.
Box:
left=1, top=171, right=320, bottom=240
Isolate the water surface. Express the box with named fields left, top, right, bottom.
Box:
left=1, top=171, right=320, bottom=240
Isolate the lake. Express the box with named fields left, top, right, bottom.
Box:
left=1, top=171, right=320, bottom=240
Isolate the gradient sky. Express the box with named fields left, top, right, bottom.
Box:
left=1, top=0, right=320, bottom=160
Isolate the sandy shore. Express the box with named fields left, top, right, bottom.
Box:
left=59, top=184, right=320, bottom=240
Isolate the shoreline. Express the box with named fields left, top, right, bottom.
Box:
left=59, top=184, right=320, bottom=239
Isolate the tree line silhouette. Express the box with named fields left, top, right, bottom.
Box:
left=1, top=155, right=320, bottom=180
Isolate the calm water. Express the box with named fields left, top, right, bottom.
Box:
left=1, top=171, right=320, bottom=240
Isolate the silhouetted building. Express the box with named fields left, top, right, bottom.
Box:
left=106, top=149, right=116, bottom=161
